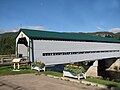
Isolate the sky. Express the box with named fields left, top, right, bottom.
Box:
left=0, top=0, right=120, bottom=32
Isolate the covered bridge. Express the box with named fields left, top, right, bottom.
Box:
left=16, top=29, right=120, bottom=65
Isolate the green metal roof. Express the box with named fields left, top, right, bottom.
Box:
left=19, top=29, right=120, bottom=43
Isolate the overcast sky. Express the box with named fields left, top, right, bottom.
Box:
left=0, top=0, right=120, bottom=32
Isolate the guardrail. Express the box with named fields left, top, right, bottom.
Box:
left=0, top=55, right=30, bottom=66
left=0, top=55, right=16, bottom=65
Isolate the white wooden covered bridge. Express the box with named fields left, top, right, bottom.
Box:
left=16, top=29, right=120, bottom=67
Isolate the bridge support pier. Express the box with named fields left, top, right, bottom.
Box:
left=107, top=58, right=120, bottom=71
left=85, top=60, right=98, bottom=77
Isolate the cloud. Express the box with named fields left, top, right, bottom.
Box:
left=0, top=29, right=18, bottom=34
left=20, top=26, right=46, bottom=30
left=110, top=28, right=120, bottom=33
left=0, top=26, right=46, bottom=34
left=96, top=25, right=105, bottom=31
left=97, top=26, right=104, bottom=31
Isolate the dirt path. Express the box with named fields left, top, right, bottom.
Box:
left=0, top=74, right=107, bottom=90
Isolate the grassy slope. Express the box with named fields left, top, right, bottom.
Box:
left=85, top=78, right=120, bottom=88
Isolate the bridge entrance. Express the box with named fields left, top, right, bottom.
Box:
left=17, top=37, right=28, bottom=58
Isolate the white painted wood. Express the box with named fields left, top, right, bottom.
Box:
left=63, top=70, right=86, bottom=79
left=16, top=31, right=30, bottom=58
left=16, top=31, right=29, bottom=45
left=18, top=44, right=27, bottom=57
left=12, top=58, right=21, bottom=63
left=33, top=40, right=120, bottom=65
left=31, top=66, right=45, bottom=71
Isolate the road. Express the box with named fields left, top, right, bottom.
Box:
left=0, top=74, right=107, bottom=90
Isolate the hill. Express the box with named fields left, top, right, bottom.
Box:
left=88, top=32, right=120, bottom=39
left=0, top=32, right=17, bottom=55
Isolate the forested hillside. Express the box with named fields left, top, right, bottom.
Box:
left=0, top=32, right=17, bottom=55
left=0, top=31, right=120, bottom=55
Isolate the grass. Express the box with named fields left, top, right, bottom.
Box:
left=41, top=71, right=63, bottom=77
left=0, top=65, right=36, bottom=76
left=85, top=78, right=120, bottom=88
left=0, top=65, right=62, bottom=77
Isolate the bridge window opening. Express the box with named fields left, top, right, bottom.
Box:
left=42, top=50, right=120, bottom=56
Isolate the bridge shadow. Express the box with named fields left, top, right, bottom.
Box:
left=98, top=58, right=118, bottom=80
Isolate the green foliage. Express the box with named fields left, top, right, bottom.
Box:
left=114, top=32, right=120, bottom=40
left=85, top=78, right=120, bottom=88
left=0, top=32, right=17, bottom=55
left=64, top=64, right=86, bottom=76
left=0, top=65, right=62, bottom=77
left=32, top=61, right=45, bottom=69
left=82, top=61, right=88, bottom=65
left=42, top=71, right=63, bottom=77
left=0, top=65, right=36, bottom=76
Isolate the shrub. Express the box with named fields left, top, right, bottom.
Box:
left=32, top=61, right=45, bottom=69
left=64, top=64, right=86, bottom=76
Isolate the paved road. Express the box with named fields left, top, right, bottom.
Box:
left=0, top=74, right=107, bottom=90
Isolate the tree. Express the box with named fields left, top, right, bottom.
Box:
left=0, top=32, right=17, bottom=55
